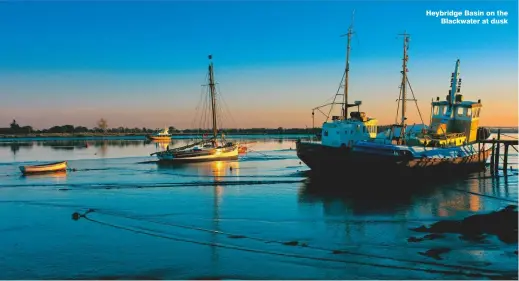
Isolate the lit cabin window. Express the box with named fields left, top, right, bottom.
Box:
left=441, top=106, right=447, bottom=115
left=467, top=108, right=472, bottom=117
left=457, top=107, right=464, bottom=116
left=433, top=106, right=439, bottom=115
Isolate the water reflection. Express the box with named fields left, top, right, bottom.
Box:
left=0, top=142, right=33, bottom=155
left=298, top=176, right=440, bottom=216
left=155, top=159, right=239, bottom=179
left=298, top=169, right=518, bottom=220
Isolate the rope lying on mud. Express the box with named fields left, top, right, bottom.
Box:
left=70, top=209, right=515, bottom=278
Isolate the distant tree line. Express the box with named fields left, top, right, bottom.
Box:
left=0, top=119, right=178, bottom=135
left=2, top=119, right=514, bottom=135
left=0, top=119, right=322, bottom=135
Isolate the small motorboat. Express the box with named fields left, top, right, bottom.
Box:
left=146, top=127, right=172, bottom=141
left=19, top=161, right=67, bottom=175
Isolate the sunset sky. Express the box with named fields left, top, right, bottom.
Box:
left=0, top=1, right=517, bottom=129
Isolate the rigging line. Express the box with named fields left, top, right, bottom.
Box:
left=79, top=215, right=504, bottom=278
left=193, top=85, right=207, bottom=133
left=197, top=87, right=205, bottom=135
left=90, top=210, right=513, bottom=275
left=202, top=86, right=210, bottom=135
left=501, top=133, right=519, bottom=140
left=216, top=83, right=238, bottom=130
left=325, top=70, right=347, bottom=122
left=395, top=83, right=403, bottom=124
left=406, top=75, right=425, bottom=125
left=195, top=72, right=210, bottom=135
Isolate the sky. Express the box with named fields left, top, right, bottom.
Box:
left=0, top=0, right=517, bottom=129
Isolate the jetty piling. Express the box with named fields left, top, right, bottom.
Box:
left=503, top=143, right=509, bottom=175
left=494, top=129, right=501, bottom=174
left=490, top=138, right=495, bottom=175
left=478, top=129, right=517, bottom=177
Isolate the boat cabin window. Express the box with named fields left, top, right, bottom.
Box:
left=433, top=106, right=439, bottom=115
left=466, top=108, right=472, bottom=117
left=457, top=107, right=464, bottom=117
left=363, top=127, right=366, bottom=133
left=324, top=130, right=329, bottom=136
left=441, top=106, right=447, bottom=115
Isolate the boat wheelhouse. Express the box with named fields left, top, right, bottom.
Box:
left=350, top=35, right=492, bottom=177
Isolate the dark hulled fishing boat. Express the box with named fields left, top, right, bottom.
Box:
left=297, top=31, right=492, bottom=178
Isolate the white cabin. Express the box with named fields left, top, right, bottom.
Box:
left=321, top=111, right=378, bottom=148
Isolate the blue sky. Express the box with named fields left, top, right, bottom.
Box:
left=0, top=1, right=517, bottom=129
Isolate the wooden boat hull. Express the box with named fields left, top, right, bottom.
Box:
left=156, top=145, right=239, bottom=163
left=19, top=161, right=67, bottom=174
left=296, top=140, right=492, bottom=179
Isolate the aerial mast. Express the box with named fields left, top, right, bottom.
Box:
left=208, top=55, right=218, bottom=140
left=342, top=11, right=355, bottom=120
left=398, top=31, right=410, bottom=143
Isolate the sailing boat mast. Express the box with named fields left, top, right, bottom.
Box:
left=342, top=11, right=355, bottom=120
left=208, top=55, right=218, bottom=139
left=398, top=31, right=410, bottom=143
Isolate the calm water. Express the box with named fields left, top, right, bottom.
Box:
left=0, top=135, right=517, bottom=279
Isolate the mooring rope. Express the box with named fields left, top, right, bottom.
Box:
left=86, top=209, right=515, bottom=275
left=74, top=211, right=511, bottom=279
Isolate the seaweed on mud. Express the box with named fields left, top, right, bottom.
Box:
left=418, top=248, right=451, bottom=260
left=407, top=233, right=445, bottom=243
left=411, top=205, right=518, bottom=243
left=282, top=240, right=299, bottom=246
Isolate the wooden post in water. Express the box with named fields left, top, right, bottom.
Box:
left=490, top=138, right=495, bottom=175
left=494, top=129, right=501, bottom=173
left=478, top=141, right=485, bottom=163
left=503, top=143, right=509, bottom=175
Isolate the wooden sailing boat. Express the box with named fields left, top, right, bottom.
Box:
left=151, top=55, right=239, bottom=163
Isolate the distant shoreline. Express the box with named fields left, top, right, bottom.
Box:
left=0, top=132, right=314, bottom=139
left=0, top=126, right=515, bottom=139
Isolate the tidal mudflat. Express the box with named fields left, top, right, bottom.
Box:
left=0, top=135, right=517, bottom=279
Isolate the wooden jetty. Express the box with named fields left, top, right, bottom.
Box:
left=478, top=129, right=518, bottom=175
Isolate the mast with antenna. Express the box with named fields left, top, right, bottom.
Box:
left=208, top=54, right=218, bottom=140
left=398, top=31, right=410, bottom=144
left=341, top=10, right=355, bottom=120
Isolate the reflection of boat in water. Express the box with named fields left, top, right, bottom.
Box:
left=19, top=161, right=67, bottom=175
left=146, top=127, right=172, bottom=141
left=151, top=55, right=239, bottom=163
left=298, top=31, right=493, bottom=179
